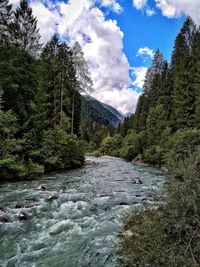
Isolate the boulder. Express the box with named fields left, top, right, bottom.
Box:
left=122, top=229, right=133, bottom=238
left=0, top=214, right=10, bottom=223
left=132, top=177, right=143, bottom=184
left=37, top=185, right=46, bottom=191
left=18, top=210, right=29, bottom=221
left=47, top=194, right=58, bottom=201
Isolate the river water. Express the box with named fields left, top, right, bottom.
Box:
left=0, top=156, right=165, bottom=267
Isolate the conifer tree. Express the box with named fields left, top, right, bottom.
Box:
left=11, top=0, right=41, bottom=56
left=171, top=17, right=196, bottom=129
left=191, top=27, right=200, bottom=127
left=72, top=42, right=93, bottom=134
left=0, top=0, right=13, bottom=42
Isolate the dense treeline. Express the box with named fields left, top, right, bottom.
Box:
left=114, top=17, right=200, bottom=266
left=0, top=0, right=93, bottom=179
left=96, top=17, right=200, bottom=168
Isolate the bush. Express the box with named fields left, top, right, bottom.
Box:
left=91, top=150, right=102, bottom=157
left=0, top=156, right=44, bottom=180
left=40, top=129, right=85, bottom=171
left=117, top=155, right=200, bottom=266
left=165, top=129, right=200, bottom=165
left=143, top=145, right=163, bottom=166
left=119, top=145, right=136, bottom=161
left=119, top=132, right=146, bottom=161
left=100, top=134, right=122, bottom=155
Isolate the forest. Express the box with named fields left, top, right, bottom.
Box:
left=96, top=17, right=200, bottom=169
left=1, top=0, right=200, bottom=265
left=0, top=0, right=97, bottom=179
left=113, top=17, right=200, bottom=267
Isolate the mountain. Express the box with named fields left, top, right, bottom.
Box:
left=81, top=95, right=124, bottom=128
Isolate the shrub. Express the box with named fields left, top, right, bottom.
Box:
left=91, top=150, right=102, bottom=157
left=40, top=129, right=85, bottom=171
left=117, top=155, right=200, bottom=266
left=165, top=129, right=200, bottom=165
left=143, top=145, right=163, bottom=166
left=100, top=134, right=122, bottom=155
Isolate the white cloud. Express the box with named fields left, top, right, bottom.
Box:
left=27, top=0, right=137, bottom=113
left=132, top=0, right=148, bottom=10
left=93, top=88, right=140, bottom=114
left=137, top=47, right=154, bottom=60
left=132, top=0, right=200, bottom=25
left=100, top=0, right=123, bottom=13
left=146, top=7, right=156, bottom=16
left=132, top=0, right=156, bottom=17
left=131, top=66, right=148, bottom=89
left=155, top=0, right=200, bottom=24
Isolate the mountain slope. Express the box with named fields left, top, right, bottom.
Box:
left=81, top=95, right=124, bottom=127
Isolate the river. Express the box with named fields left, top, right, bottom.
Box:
left=0, top=156, right=165, bottom=267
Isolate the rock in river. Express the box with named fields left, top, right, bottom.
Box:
left=18, top=210, right=29, bottom=221
left=132, top=177, right=143, bottom=184
left=37, top=185, right=46, bottom=191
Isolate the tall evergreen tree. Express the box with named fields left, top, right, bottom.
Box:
left=72, top=42, right=93, bottom=134
left=171, top=17, right=196, bottom=129
left=41, top=35, right=80, bottom=134
left=191, top=27, right=200, bottom=127
left=11, top=0, right=41, bottom=56
left=0, top=0, right=13, bottom=42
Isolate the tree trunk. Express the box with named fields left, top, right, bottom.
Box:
left=60, top=71, right=64, bottom=130
left=71, top=90, right=75, bottom=134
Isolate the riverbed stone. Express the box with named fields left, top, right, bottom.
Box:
left=132, top=177, right=143, bottom=184
left=37, top=185, right=46, bottom=191
left=122, top=229, right=133, bottom=238
left=18, top=210, right=29, bottom=220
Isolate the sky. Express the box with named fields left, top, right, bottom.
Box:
left=9, top=0, right=200, bottom=114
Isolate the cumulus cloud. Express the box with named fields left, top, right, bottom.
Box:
left=155, top=0, right=200, bottom=24
left=100, top=0, right=123, bottom=13
left=93, top=88, right=140, bottom=114
left=137, top=47, right=154, bottom=61
left=131, top=66, right=148, bottom=89
left=132, top=0, right=200, bottom=24
left=132, top=0, right=155, bottom=16
left=24, top=0, right=138, bottom=113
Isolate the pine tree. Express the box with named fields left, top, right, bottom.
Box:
left=0, top=0, right=13, bottom=42
left=72, top=42, right=93, bottom=133
left=72, top=42, right=93, bottom=93
left=191, top=27, right=200, bottom=127
left=41, top=35, right=80, bottom=134
left=171, top=17, right=196, bottom=130
left=11, top=0, right=41, bottom=56
left=134, top=50, right=166, bottom=132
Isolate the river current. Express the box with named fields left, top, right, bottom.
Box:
left=0, top=156, right=165, bottom=267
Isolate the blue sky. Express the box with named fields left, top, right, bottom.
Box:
left=12, top=0, right=199, bottom=113
left=108, top=2, right=185, bottom=64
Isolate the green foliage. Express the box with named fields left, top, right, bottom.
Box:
left=40, top=129, right=85, bottom=171
left=117, top=156, right=200, bottom=266
left=143, top=145, right=163, bottom=166
left=100, top=134, right=122, bottom=156
left=0, top=156, right=44, bottom=180
left=0, top=1, right=88, bottom=180
left=119, top=132, right=142, bottom=161
left=166, top=129, right=200, bottom=164
left=91, top=150, right=102, bottom=157
left=146, top=104, right=168, bottom=145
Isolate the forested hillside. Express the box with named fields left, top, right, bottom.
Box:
left=0, top=0, right=94, bottom=179
left=81, top=95, right=124, bottom=147
left=114, top=17, right=200, bottom=266
left=96, top=17, right=200, bottom=168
